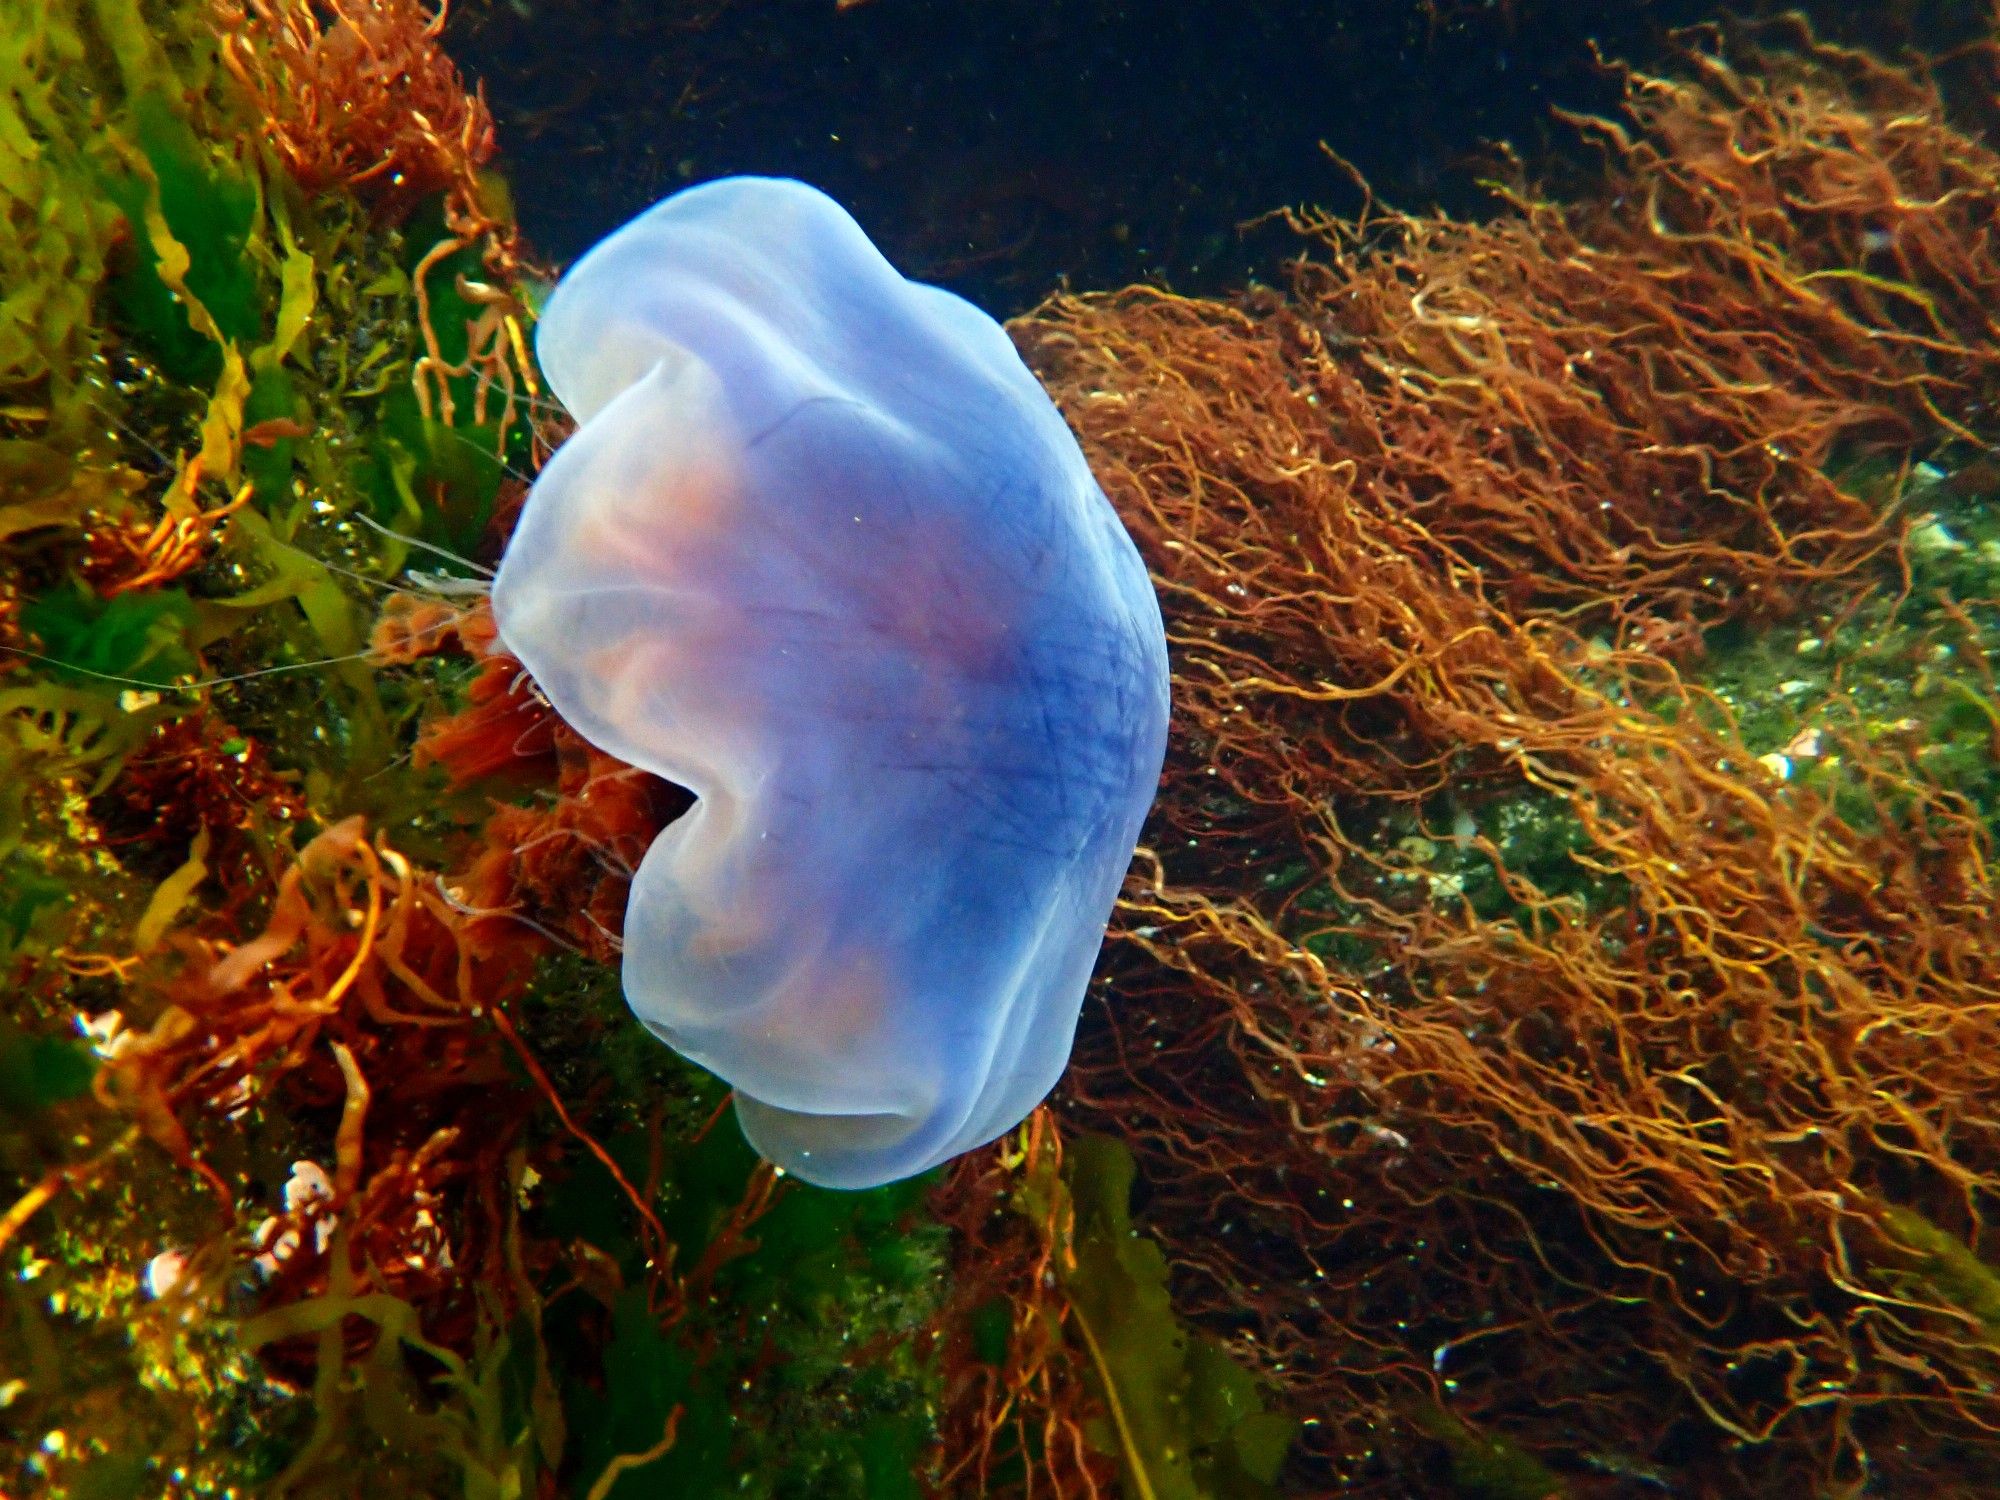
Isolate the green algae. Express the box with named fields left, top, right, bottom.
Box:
left=1690, top=452, right=2000, bottom=840
left=19, top=586, right=198, bottom=689
left=100, top=90, right=266, bottom=385
left=547, top=1162, right=947, bottom=1500
left=1028, top=1134, right=1296, bottom=1500
left=239, top=365, right=302, bottom=500
left=0, top=1024, right=93, bottom=1118
left=0, top=856, right=69, bottom=958
left=1877, top=1204, right=2000, bottom=1342
left=1411, top=1404, right=1565, bottom=1500
left=359, top=385, right=510, bottom=562
left=0, top=0, right=133, bottom=435
left=509, top=955, right=949, bottom=1499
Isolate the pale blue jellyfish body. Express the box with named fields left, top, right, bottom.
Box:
left=491, top=176, right=1169, bottom=1189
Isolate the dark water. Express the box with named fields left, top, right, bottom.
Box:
left=451, top=0, right=1983, bottom=311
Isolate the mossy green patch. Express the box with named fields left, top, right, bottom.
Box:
left=1412, top=1403, right=1566, bottom=1500
left=20, top=584, right=198, bottom=689
left=0, top=1022, right=94, bottom=1117
left=0, top=852, right=70, bottom=955
left=100, top=91, right=264, bottom=385
left=515, top=956, right=946, bottom=1498
left=1044, top=1135, right=1297, bottom=1500
left=360, top=385, right=507, bottom=561
left=240, top=365, right=302, bottom=502
left=1878, top=1204, right=2000, bottom=1341
left=551, top=1129, right=946, bottom=1498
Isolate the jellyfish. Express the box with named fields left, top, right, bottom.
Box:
left=491, top=176, right=1169, bottom=1188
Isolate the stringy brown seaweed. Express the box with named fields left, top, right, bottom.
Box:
left=931, top=1110, right=1117, bottom=1498
left=84, top=813, right=626, bottom=1360
left=939, top=23, right=2000, bottom=1495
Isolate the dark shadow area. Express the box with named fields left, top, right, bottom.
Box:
left=452, top=0, right=1990, bottom=311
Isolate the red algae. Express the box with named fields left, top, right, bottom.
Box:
left=215, top=0, right=499, bottom=223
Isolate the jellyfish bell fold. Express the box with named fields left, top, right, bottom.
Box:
left=491, top=175, right=1170, bottom=1189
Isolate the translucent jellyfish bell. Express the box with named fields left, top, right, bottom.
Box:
left=492, top=176, right=1170, bottom=1188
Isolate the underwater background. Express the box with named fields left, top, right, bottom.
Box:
left=8, top=0, right=2000, bottom=1495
